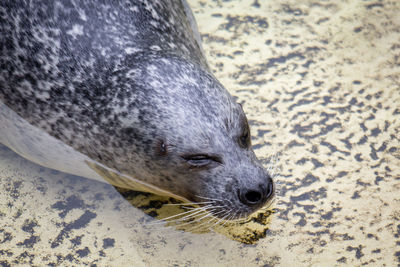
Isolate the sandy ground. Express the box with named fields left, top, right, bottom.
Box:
left=0, top=0, right=399, bottom=266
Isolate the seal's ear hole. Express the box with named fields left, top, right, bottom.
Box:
left=238, top=125, right=251, bottom=149
left=155, top=139, right=168, bottom=156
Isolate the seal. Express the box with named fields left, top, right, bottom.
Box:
left=0, top=0, right=274, bottom=219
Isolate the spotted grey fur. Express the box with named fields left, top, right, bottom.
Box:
left=0, top=0, right=274, bottom=219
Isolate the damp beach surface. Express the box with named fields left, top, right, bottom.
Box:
left=1, top=0, right=400, bottom=266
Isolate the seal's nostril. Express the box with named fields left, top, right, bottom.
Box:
left=244, top=190, right=262, bottom=204
left=239, top=178, right=275, bottom=207
left=239, top=189, right=263, bottom=206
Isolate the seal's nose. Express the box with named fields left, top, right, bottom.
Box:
left=239, top=177, right=274, bottom=207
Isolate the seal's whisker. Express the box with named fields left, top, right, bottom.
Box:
left=184, top=204, right=225, bottom=210
left=232, top=213, right=247, bottom=223
left=207, top=208, right=229, bottom=220
left=220, top=214, right=234, bottom=227
left=232, top=213, right=251, bottom=224
left=210, top=212, right=229, bottom=229
left=186, top=213, right=216, bottom=230
left=233, top=218, right=248, bottom=224
left=194, top=195, right=224, bottom=202
left=212, top=213, right=229, bottom=228
left=189, top=212, right=216, bottom=224
left=186, top=215, right=219, bottom=232
left=163, top=205, right=223, bottom=225
left=205, top=192, right=233, bottom=208
left=262, top=153, right=281, bottom=179
left=204, top=205, right=226, bottom=210
left=202, top=218, right=219, bottom=232
left=160, top=212, right=207, bottom=225
left=266, top=198, right=276, bottom=208
left=163, top=207, right=211, bottom=223
left=215, top=209, right=234, bottom=228
left=148, top=205, right=212, bottom=225
left=233, top=210, right=240, bottom=220
left=164, top=201, right=214, bottom=206
left=172, top=211, right=216, bottom=228
left=225, top=198, right=234, bottom=207
left=238, top=211, right=244, bottom=221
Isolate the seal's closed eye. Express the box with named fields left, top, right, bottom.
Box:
left=182, top=154, right=222, bottom=168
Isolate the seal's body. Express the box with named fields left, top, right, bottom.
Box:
left=0, top=0, right=274, bottom=219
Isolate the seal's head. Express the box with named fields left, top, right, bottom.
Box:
left=100, top=52, right=274, bottom=219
